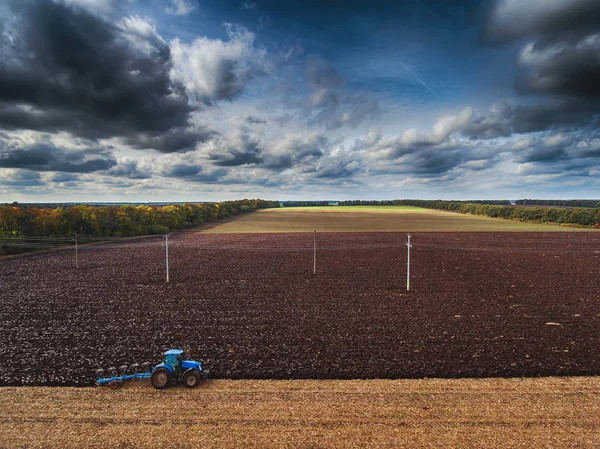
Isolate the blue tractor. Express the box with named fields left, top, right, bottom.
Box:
left=96, top=349, right=208, bottom=389
left=151, top=349, right=209, bottom=389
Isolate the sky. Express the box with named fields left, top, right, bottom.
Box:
left=0, top=0, right=599, bottom=202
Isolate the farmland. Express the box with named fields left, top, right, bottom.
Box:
left=2, top=206, right=600, bottom=448
left=199, top=206, right=588, bottom=233
left=1, top=229, right=599, bottom=386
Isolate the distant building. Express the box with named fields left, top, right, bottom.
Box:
left=328, top=201, right=339, bottom=206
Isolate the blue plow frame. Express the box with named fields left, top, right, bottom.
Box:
left=97, top=371, right=152, bottom=385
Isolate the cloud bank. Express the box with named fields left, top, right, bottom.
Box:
left=0, top=0, right=599, bottom=200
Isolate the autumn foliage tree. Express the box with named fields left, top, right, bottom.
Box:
left=0, top=199, right=279, bottom=255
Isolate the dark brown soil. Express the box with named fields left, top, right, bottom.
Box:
left=1, top=232, right=599, bottom=386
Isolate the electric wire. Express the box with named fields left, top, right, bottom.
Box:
left=2, top=233, right=599, bottom=254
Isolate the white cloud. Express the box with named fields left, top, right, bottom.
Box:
left=62, top=0, right=114, bottom=13
left=119, top=16, right=167, bottom=55
left=360, top=107, right=474, bottom=160
left=432, top=108, right=473, bottom=139
left=461, top=159, right=491, bottom=170
left=362, top=127, right=382, bottom=147
left=503, top=137, right=534, bottom=152
left=166, top=0, right=196, bottom=16
left=544, top=134, right=571, bottom=147
left=169, top=25, right=269, bottom=105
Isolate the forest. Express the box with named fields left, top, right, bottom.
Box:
left=281, top=201, right=331, bottom=207
left=515, top=199, right=600, bottom=208
left=339, top=200, right=600, bottom=228
left=0, top=199, right=279, bottom=255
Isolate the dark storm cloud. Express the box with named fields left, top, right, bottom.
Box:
left=165, top=164, right=203, bottom=178
left=410, top=148, right=469, bottom=175
left=162, top=163, right=227, bottom=182
left=484, top=0, right=600, bottom=43
left=479, top=0, right=600, bottom=180
left=485, top=0, right=600, bottom=100
left=49, top=173, right=79, bottom=183
left=211, top=149, right=263, bottom=167
left=515, top=39, right=600, bottom=98
left=0, top=143, right=117, bottom=173
left=367, top=150, right=469, bottom=178
left=246, top=116, right=267, bottom=125
left=124, top=129, right=216, bottom=153
left=518, top=146, right=567, bottom=164
left=373, top=145, right=472, bottom=177
left=209, top=132, right=263, bottom=167
left=0, top=0, right=209, bottom=152
left=461, top=100, right=600, bottom=140
left=206, top=130, right=327, bottom=171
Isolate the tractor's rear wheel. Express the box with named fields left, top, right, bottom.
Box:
left=183, top=370, right=201, bottom=388
left=151, top=367, right=172, bottom=389
left=108, top=379, right=121, bottom=389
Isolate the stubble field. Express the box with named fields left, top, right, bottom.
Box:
left=1, top=378, right=598, bottom=449
left=199, top=206, right=584, bottom=232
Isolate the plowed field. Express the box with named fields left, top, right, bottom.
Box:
left=1, top=231, right=599, bottom=386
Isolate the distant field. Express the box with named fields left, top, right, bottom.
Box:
left=1, top=378, right=598, bottom=449
left=278, top=206, right=428, bottom=212
left=199, top=206, right=590, bottom=233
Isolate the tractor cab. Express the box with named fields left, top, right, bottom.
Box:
left=163, top=349, right=184, bottom=376
left=151, top=348, right=208, bottom=389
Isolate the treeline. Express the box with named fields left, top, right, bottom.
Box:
left=515, top=199, right=600, bottom=208
left=281, top=201, right=332, bottom=207
left=0, top=199, right=279, bottom=255
left=1, top=201, right=224, bottom=209
left=339, top=200, right=600, bottom=228
left=339, top=200, right=511, bottom=206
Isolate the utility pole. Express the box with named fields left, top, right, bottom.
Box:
left=313, top=230, right=317, bottom=275
left=406, top=234, right=412, bottom=291
left=73, top=232, right=78, bottom=269
left=164, top=234, right=170, bottom=283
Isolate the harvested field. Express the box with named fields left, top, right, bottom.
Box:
left=199, top=206, right=587, bottom=233
left=1, top=231, right=599, bottom=386
left=1, top=378, right=599, bottom=449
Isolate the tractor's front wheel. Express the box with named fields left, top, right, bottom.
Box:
left=151, top=367, right=172, bottom=389
left=183, top=370, right=202, bottom=388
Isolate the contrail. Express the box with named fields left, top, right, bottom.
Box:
left=402, top=63, right=442, bottom=100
